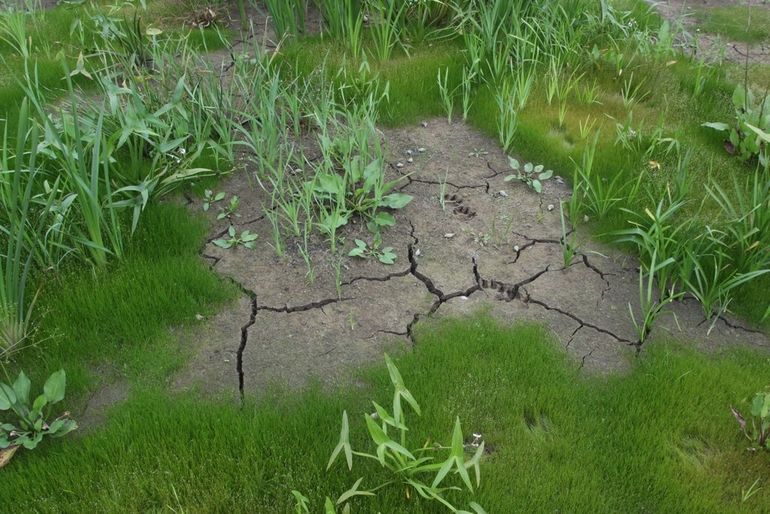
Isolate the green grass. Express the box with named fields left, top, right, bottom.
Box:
left=695, top=6, right=770, bottom=44
left=11, top=203, right=237, bottom=401
left=1, top=316, right=768, bottom=512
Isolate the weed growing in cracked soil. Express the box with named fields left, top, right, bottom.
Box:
left=2, top=317, right=770, bottom=512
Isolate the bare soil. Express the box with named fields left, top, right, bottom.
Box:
left=648, top=0, right=770, bottom=64
left=174, top=119, right=770, bottom=400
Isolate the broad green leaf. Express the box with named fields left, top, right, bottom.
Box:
left=746, top=123, right=770, bottom=143
left=731, top=85, right=747, bottom=109
left=50, top=419, right=78, bottom=438
left=349, top=247, right=366, bottom=257
left=378, top=251, right=396, bottom=265
left=532, top=180, right=542, bottom=194
left=32, top=394, right=47, bottom=414
left=43, top=370, right=66, bottom=404
left=373, top=211, right=395, bottom=227
left=524, top=162, right=534, bottom=173
left=13, top=372, right=30, bottom=405
left=0, top=383, right=17, bottom=410
left=507, top=157, right=520, bottom=170
left=701, top=122, right=730, bottom=132
left=315, top=173, right=344, bottom=195
left=380, top=193, right=413, bottom=210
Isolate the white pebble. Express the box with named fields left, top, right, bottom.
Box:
left=498, top=190, right=508, bottom=197
left=547, top=204, right=555, bottom=211
left=444, top=233, right=455, bottom=239
left=396, top=162, right=404, bottom=168
left=407, top=157, right=414, bottom=163
left=418, top=147, right=426, bottom=152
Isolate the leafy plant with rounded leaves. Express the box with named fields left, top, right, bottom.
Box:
left=504, top=157, right=553, bottom=194
left=0, top=370, right=77, bottom=451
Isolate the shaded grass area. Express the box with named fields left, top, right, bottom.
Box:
left=277, top=38, right=769, bottom=329
left=1, top=316, right=768, bottom=512
left=695, top=6, right=770, bottom=44
left=12, top=203, right=237, bottom=401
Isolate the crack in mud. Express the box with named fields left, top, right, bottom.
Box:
left=478, top=265, right=552, bottom=301
left=714, top=315, right=765, bottom=335
left=522, top=290, right=634, bottom=345
left=258, top=297, right=353, bottom=314
left=343, top=268, right=411, bottom=286
left=236, top=292, right=257, bottom=403
left=484, top=161, right=505, bottom=179
left=400, top=228, right=483, bottom=343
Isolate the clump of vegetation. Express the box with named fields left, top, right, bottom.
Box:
left=504, top=158, right=554, bottom=194
left=0, top=370, right=77, bottom=457
left=704, top=84, right=770, bottom=169
left=732, top=387, right=770, bottom=452
left=308, top=354, right=486, bottom=513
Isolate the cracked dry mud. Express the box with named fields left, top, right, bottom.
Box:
left=175, top=119, right=769, bottom=400
left=647, top=0, right=770, bottom=65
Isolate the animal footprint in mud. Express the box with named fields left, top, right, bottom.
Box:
left=443, top=193, right=477, bottom=218
left=443, top=193, right=463, bottom=204
left=480, top=278, right=516, bottom=300
left=453, top=204, right=476, bottom=218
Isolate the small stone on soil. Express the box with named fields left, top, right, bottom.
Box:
left=421, top=121, right=428, bottom=128
left=547, top=204, right=555, bottom=211
left=418, top=147, right=426, bottom=153
left=407, top=157, right=414, bottom=163
left=396, top=162, right=404, bottom=168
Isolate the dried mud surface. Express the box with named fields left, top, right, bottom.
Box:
left=648, top=0, right=770, bottom=64
left=174, top=120, right=770, bottom=399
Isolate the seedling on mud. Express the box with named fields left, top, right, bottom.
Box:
left=504, top=158, right=553, bottom=194
left=216, top=195, right=241, bottom=220
left=348, top=239, right=396, bottom=265
left=212, top=226, right=258, bottom=250
left=202, top=190, right=225, bottom=211
left=559, top=202, right=579, bottom=267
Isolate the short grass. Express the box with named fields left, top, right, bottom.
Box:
left=1, top=316, right=768, bottom=512
left=10, top=202, right=237, bottom=402
left=695, top=6, right=770, bottom=44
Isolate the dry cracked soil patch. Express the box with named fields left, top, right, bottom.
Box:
left=647, top=0, right=770, bottom=64
left=175, top=119, right=769, bottom=400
